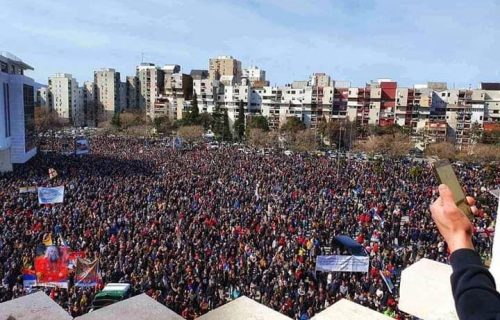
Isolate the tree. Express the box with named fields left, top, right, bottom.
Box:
left=182, top=94, right=200, bottom=126
left=355, top=132, right=412, bottom=157
left=465, top=143, right=500, bottom=163
left=233, top=100, right=246, bottom=140
left=425, top=141, right=457, bottom=160
left=292, top=129, right=318, bottom=152
left=222, top=109, right=232, bottom=141
left=280, top=117, right=306, bottom=134
left=247, top=115, right=269, bottom=131
left=177, top=125, right=204, bottom=145
left=318, top=120, right=356, bottom=149
left=153, top=116, right=174, bottom=134
left=386, top=132, right=413, bottom=157
left=35, top=107, right=64, bottom=132
left=355, top=135, right=382, bottom=155
left=121, top=111, right=146, bottom=129
left=248, top=128, right=270, bottom=149
left=111, top=112, right=121, bottom=128
left=199, top=113, right=213, bottom=131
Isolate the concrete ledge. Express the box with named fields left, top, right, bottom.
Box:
left=312, top=299, right=392, bottom=320
left=75, top=294, right=183, bottom=320
left=0, top=291, right=72, bottom=320
left=399, top=258, right=458, bottom=320
left=197, top=296, right=292, bottom=320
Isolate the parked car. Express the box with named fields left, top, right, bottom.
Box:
left=89, top=283, right=131, bottom=312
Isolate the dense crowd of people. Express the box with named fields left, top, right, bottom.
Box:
left=0, top=135, right=498, bottom=319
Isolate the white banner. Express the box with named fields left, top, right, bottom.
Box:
left=315, top=255, right=369, bottom=273
left=38, top=186, right=65, bottom=204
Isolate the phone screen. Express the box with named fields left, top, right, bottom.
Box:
left=433, top=159, right=473, bottom=220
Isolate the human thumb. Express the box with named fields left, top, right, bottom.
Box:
left=438, top=184, right=456, bottom=205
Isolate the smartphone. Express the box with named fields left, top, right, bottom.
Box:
left=432, top=159, right=473, bottom=220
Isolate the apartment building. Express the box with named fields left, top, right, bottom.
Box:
left=36, top=86, right=49, bottom=108
left=125, top=76, right=139, bottom=110
left=152, top=71, right=193, bottom=120
left=242, top=66, right=268, bottom=87
left=482, top=83, right=500, bottom=123
left=251, top=86, right=282, bottom=129
left=193, top=78, right=219, bottom=115
left=136, top=63, right=163, bottom=117
left=81, top=81, right=94, bottom=126
left=48, top=73, right=83, bottom=125
left=94, top=68, right=120, bottom=120
left=0, top=52, right=37, bottom=172
left=209, top=56, right=242, bottom=84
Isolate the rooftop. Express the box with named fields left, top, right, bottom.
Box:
left=0, top=51, right=34, bottom=71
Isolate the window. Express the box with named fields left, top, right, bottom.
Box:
left=23, top=85, right=35, bottom=152
left=0, top=61, right=7, bottom=73
left=3, top=83, right=11, bottom=137
left=448, top=93, right=451, bottom=97
left=442, top=93, right=446, bottom=97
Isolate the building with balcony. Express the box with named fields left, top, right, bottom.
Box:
left=136, top=63, right=163, bottom=117
left=0, top=52, right=37, bottom=172
left=242, top=66, right=267, bottom=86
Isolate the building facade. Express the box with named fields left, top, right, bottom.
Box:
left=0, top=52, right=37, bottom=172
left=94, top=68, right=120, bottom=121
left=136, top=63, right=164, bottom=117
left=209, top=56, right=242, bottom=84
left=48, top=73, right=83, bottom=126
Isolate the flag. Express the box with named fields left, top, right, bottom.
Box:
left=43, top=233, right=53, bottom=246
left=22, top=269, right=37, bottom=288
left=48, top=168, right=58, bottom=180
left=75, top=258, right=101, bottom=287
left=68, top=251, right=85, bottom=269
left=380, top=270, right=395, bottom=293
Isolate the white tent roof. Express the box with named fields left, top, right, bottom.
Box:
left=198, top=296, right=292, bottom=320
left=0, top=291, right=72, bottom=320
left=75, top=294, right=183, bottom=320
left=312, top=299, right=392, bottom=320
left=399, top=258, right=458, bottom=320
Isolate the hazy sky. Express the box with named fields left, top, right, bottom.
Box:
left=2, top=0, right=499, bottom=87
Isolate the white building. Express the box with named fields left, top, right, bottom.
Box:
left=48, top=73, right=83, bottom=126
left=36, top=86, right=49, bottom=108
left=0, top=52, right=37, bottom=172
left=242, top=66, right=267, bottom=86
left=193, top=79, right=219, bottom=114
left=136, top=63, right=164, bottom=117
left=94, top=68, right=120, bottom=119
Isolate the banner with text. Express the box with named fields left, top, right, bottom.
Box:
left=315, top=255, right=369, bottom=273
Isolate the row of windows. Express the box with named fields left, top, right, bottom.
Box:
left=3, top=83, right=11, bottom=137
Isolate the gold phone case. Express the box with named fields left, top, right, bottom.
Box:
left=432, top=159, right=473, bottom=220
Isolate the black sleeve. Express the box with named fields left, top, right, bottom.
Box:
left=450, top=248, right=500, bottom=320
